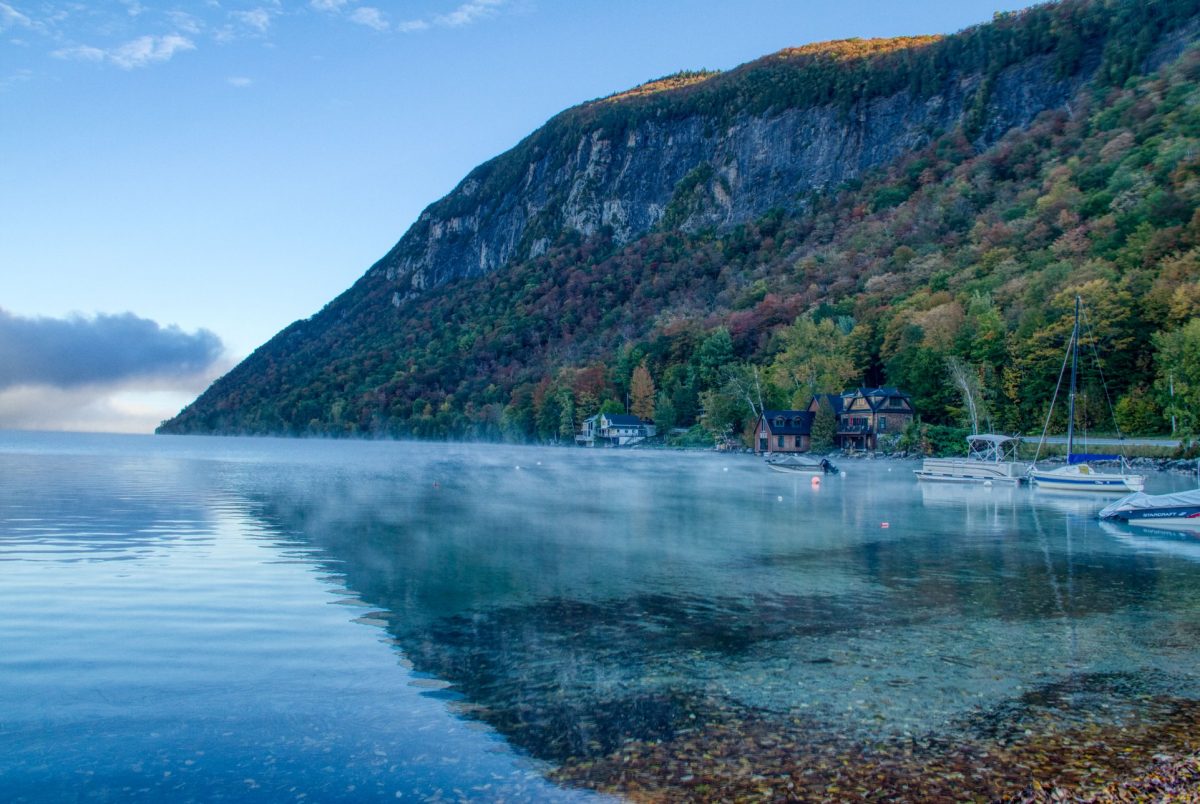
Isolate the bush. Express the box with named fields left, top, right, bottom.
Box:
left=901, top=422, right=971, bottom=456
left=667, top=425, right=716, bottom=448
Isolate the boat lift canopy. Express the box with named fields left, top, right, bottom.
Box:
left=967, top=434, right=1021, bottom=462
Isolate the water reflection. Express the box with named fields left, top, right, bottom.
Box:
left=3, top=433, right=1200, bottom=800
left=0, top=435, right=598, bottom=802
left=1099, top=520, right=1200, bottom=563
left=240, top=448, right=1200, bottom=795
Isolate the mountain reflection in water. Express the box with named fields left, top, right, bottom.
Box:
left=2, top=433, right=1199, bottom=800
left=245, top=443, right=1200, bottom=797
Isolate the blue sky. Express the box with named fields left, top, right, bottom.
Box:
left=1, top=0, right=1037, bottom=432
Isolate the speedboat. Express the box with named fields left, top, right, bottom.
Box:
left=914, top=434, right=1027, bottom=484
left=1098, top=488, right=1200, bottom=530
left=764, top=454, right=837, bottom=474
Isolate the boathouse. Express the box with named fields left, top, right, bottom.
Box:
left=756, top=410, right=814, bottom=454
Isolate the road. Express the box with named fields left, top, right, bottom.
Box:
left=1029, top=435, right=1181, bottom=448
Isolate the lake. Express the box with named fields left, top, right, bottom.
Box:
left=2, top=431, right=1198, bottom=800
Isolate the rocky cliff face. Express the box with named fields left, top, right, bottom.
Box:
left=157, top=0, right=1200, bottom=440
left=373, top=51, right=1089, bottom=303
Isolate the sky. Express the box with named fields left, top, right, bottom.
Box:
left=0, top=0, right=1040, bottom=433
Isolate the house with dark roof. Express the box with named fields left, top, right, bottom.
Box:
left=576, top=413, right=656, bottom=447
left=821, top=387, right=914, bottom=450
left=755, top=410, right=814, bottom=454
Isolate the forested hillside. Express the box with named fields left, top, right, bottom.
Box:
left=160, top=0, right=1200, bottom=448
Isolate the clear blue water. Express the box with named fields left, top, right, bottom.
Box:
left=1, top=431, right=1198, bottom=800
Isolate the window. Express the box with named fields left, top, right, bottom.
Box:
left=774, top=417, right=785, bottom=427
left=777, top=436, right=784, bottom=448
left=879, top=416, right=887, bottom=431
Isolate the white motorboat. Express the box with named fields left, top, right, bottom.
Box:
left=914, top=434, right=1028, bottom=484
left=1028, top=296, right=1145, bottom=493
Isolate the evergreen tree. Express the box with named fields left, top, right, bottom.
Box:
left=810, top=398, right=838, bottom=451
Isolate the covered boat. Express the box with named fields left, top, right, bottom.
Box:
left=764, top=454, right=837, bottom=474
left=914, top=434, right=1028, bottom=484
left=1098, top=489, right=1200, bottom=529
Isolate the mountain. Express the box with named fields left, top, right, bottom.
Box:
left=159, top=0, right=1200, bottom=445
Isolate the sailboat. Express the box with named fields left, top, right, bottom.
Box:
left=1028, top=296, right=1146, bottom=493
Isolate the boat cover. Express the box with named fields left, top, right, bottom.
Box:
left=1099, top=488, right=1200, bottom=519
left=765, top=454, right=836, bottom=473
left=1068, top=453, right=1121, bottom=465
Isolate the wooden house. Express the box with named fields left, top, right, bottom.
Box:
left=755, top=410, right=814, bottom=454
left=826, top=387, right=914, bottom=450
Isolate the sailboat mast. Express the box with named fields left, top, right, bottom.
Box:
left=1066, top=295, right=1080, bottom=458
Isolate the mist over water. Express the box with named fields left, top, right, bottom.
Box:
left=1, top=432, right=1198, bottom=799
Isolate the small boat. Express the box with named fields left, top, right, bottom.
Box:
left=1098, top=488, right=1200, bottom=530
left=1030, top=459, right=1145, bottom=492
left=764, top=454, right=837, bottom=474
left=914, top=434, right=1028, bottom=484
left=1028, top=296, right=1145, bottom=493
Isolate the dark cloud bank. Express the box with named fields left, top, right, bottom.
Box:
left=0, top=309, right=225, bottom=390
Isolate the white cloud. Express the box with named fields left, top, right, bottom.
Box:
left=227, top=75, right=253, bottom=87
left=52, top=43, right=106, bottom=62
left=436, top=0, right=505, bottom=28
left=0, top=67, right=33, bottom=92
left=233, top=8, right=273, bottom=33
left=53, top=33, right=196, bottom=69
left=349, top=6, right=388, bottom=32
left=0, top=2, right=33, bottom=31
left=0, top=382, right=223, bottom=434
left=110, top=33, right=195, bottom=68
left=167, top=10, right=205, bottom=35
left=305, top=0, right=504, bottom=35
left=395, top=18, right=429, bottom=33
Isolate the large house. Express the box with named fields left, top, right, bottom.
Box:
left=576, top=413, right=656, bottom=447
left=809, top=387, right=914, bottom=451
left=755, top=410, right=814, bottom=454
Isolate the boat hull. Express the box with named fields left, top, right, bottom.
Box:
left=1030, top=467, right=1144, bottom=493
left=914, top=458, right=1028, bottom=485
left=913, top=471, right=1024, bottom=484
left=766, top=462, right=826, bottom=474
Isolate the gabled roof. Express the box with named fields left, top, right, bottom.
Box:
left=846, top=387, right=912, bottom=411
left=761, top=410, right=814, bottom=436
left=602, top=413, right=648, bottom=426
left=864, top=386, right=910, bottom=399
left=809, top=393, right=844, bottom=414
